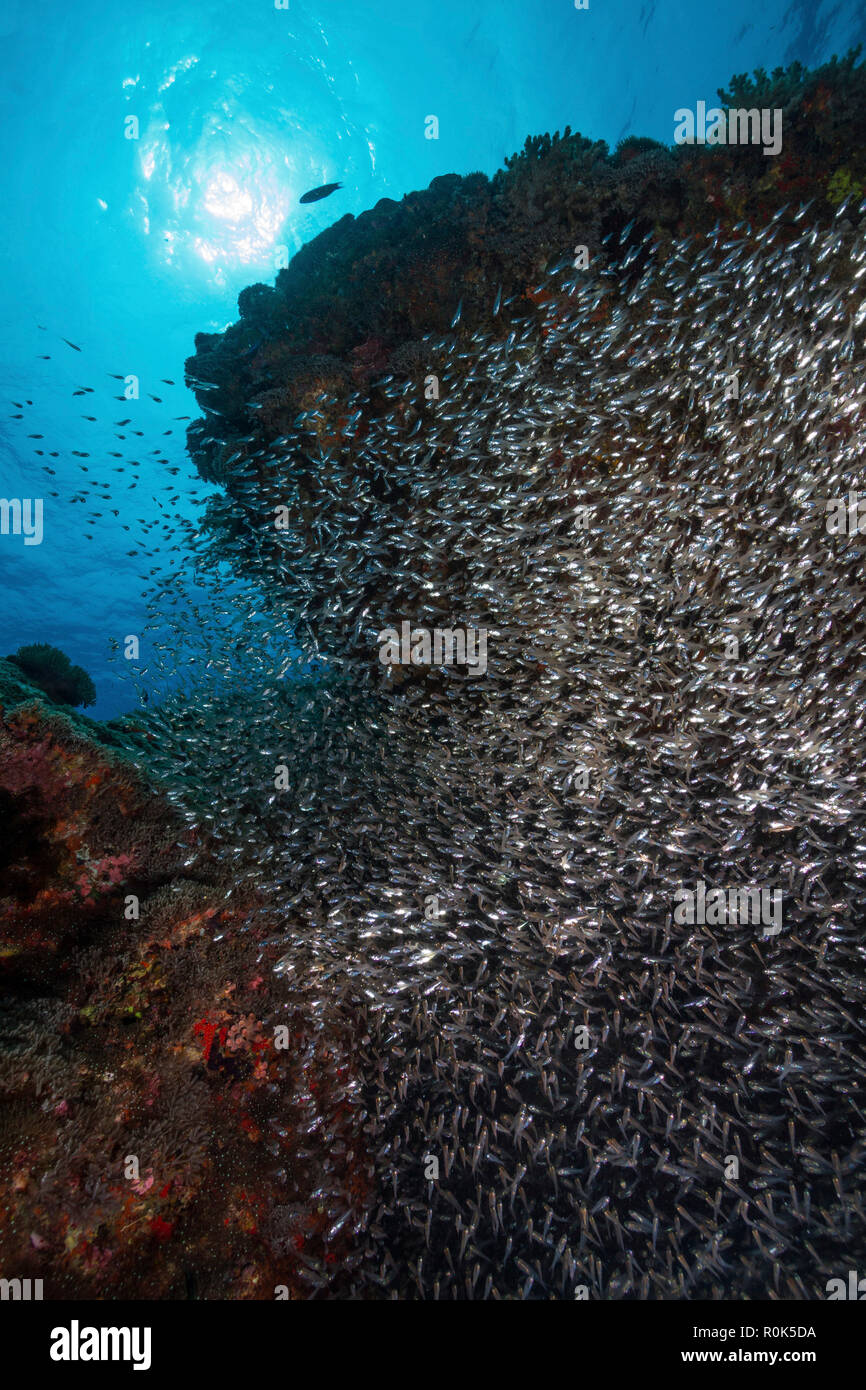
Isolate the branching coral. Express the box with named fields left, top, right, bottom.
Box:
left=717, top=48, right=863, bottom=113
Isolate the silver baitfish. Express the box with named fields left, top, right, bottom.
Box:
left=122, top=196, right=866, bottom=1300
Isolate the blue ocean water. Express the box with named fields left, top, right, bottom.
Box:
left=0, top=0, right=863, bottom=718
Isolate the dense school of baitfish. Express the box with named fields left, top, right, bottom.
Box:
left=118, top=200, right=866, bottom=1298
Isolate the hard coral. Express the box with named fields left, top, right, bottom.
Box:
left=7, top=644, right=96, bottom=709
left=614, top=135, right=668, bottom=164
left=827, top=165, right=863, bottom=206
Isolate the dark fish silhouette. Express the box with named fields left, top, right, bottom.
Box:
left=299, top=181, right=342, bottom=204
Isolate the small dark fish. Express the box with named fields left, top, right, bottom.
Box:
left=62, top=337, right=82, bottom=351
left=299, top=181, right=342, bottom=204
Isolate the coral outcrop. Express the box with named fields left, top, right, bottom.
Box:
left=184, top=52, right=866, bottom=493
left=6, top=644, right=96, bottom=709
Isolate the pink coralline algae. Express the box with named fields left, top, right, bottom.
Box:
left=0, top=698, right=372, bottom=1299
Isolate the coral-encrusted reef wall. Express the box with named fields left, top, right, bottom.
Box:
left=185, top=54, right=866, bottom=484
left=0, top=688, right=370, bottom=1298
